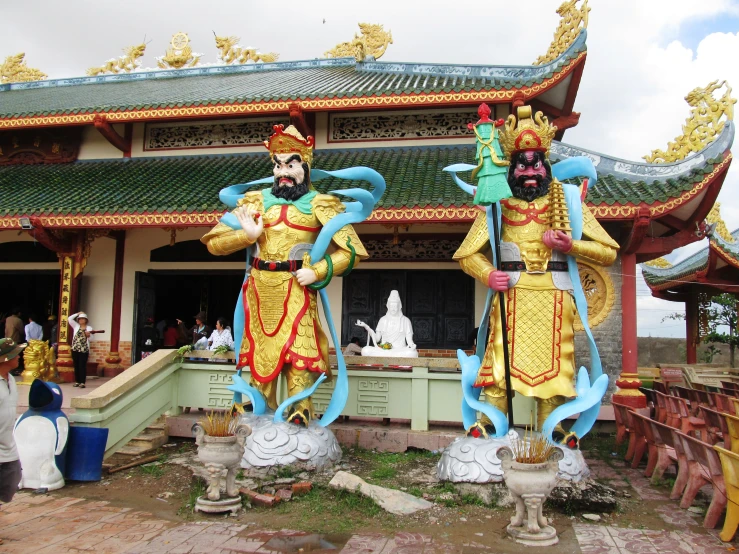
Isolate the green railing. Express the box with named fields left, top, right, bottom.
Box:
left=70, top=350, right=535, bottom=458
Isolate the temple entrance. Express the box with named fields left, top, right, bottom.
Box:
left=132, top=270, right=244, bottom=361
left=0, top=270, right=60, bottom=327
left=341, top=269, right=475, bottom=350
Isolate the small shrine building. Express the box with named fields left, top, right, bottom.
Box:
left=0, top=4, right=734, bottom=411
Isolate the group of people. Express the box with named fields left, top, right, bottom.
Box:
left=139, top=311, right=234, bottom=360
left=1, top=308, right=60, bottom=377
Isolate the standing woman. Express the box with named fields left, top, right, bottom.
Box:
left=208, top=317, right=234, bottom=350
left=68, top=312, right=93, bottom=388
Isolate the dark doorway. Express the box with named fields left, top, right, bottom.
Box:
left=341, top=270, right=475, bottom=350
left=0, top=271, right=60, bottom=326
left=132, top=270, right=245, bottom=361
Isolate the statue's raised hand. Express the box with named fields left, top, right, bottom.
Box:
left=355, top=320, right=369, bottom=330
left=234, top=205, right=263, bottom=241
left=543, top=230, right=573, bottom=253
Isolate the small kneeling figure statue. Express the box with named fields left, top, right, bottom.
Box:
left=356, top=290, right=418, bottom=358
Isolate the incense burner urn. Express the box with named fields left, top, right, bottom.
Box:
left=192, top=423, right=251, bottom=510
left=498, top=445, right=564, bottom=546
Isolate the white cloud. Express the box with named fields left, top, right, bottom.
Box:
left=1, top=0, right=737, bottom=338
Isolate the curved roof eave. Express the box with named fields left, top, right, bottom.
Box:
left=552, top=120, right=734, bottom=185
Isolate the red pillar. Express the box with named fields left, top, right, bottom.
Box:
left=103, top=232, right=126, bottom=377
left=685, top=290, right=699, bottom=364
left=613, top=252, right=646, bottom=407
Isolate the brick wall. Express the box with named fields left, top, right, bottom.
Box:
left=87, top=340, right=132, bottom=368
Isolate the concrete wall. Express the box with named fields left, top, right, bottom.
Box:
left=637, top=336, right=733, bottom=367
left=78, top=125, right=125, bottom=160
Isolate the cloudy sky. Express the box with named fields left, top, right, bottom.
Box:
left=2, top=0, right=738, bottom=338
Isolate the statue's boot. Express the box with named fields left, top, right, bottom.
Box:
left=537, top=396, right=578, bottom=447
left=285, top=365, right=316, bottom=427
left=466, top=385, right=509, bottom=438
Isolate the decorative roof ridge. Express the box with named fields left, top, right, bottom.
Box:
left=0, top=57, right=358, bottom=93
left=356, top=30, right=586, bottom=79
left=552, top=121, right=734, bottom=184
left=642, top=244, right=709, bottom=276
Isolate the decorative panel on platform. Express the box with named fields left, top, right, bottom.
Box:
left=144, top=117, right=289, bottom=151
left=341, top=270, right=475, bottom=349
left=328, top=108, right=477, bottom=143
left=364, top=238, right=463, bottom=261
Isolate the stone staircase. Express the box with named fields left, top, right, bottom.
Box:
left=115, top=416, right=169, bottom=457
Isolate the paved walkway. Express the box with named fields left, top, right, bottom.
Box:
left=14, top=377, right=112, bottom=415
left=0, top=486, right=733, bottom=554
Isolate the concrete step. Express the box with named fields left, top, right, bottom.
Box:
left=114, top=417, right=170, bottom=457
left=126, top=432, right=168, bottom=451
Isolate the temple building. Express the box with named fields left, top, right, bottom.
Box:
left=0, top=3, right=734, bottom=413
left=642, top=204, right=739, bottom=365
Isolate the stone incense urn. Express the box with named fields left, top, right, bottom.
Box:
left=192, top=422, right=251, bottom=514
left=498, top=444, right=564, bottom=546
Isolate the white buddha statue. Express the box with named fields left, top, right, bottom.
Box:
left=356, top=290, right=418, bottom=358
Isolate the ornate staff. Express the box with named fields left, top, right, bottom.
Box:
left=469, top=104, right=515, bottom=429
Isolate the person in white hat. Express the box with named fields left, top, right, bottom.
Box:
left=68, top=312, right=93, bottom=388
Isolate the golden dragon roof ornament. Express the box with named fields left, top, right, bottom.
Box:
left=706, top=202, right=735, bottom=244
left=86, top=42, right=147, bottom=76
left=214, top=35, right=279, bottom=64
left=643, top=257, right=673, bottom=269
left=156, top=32, right=201, bottom=70
left=0, top=52, right=47, bottom=84
left=644, top=80, right=736, bottom=163
left=533, top=0, right=589, bottom=65
left=324, top=23, right=393, bottom=62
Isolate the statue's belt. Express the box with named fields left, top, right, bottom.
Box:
left=252, top=258, right=303, bottom=272
left=500, top=261, right=568, bottom=272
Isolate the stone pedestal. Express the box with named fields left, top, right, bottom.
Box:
left=102, top=352, right=125, bottom=377
left=56, top=344, right=74, bottom=383
left=194, top=495, right=242, bottom=514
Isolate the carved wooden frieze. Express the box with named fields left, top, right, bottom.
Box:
left=0, top=128, right=81, bottom=165
left=144, top=117, right=289, bottom=151
left=329, top=109, right=476, bottom=143
left=364, top=238, right=463, bottom=261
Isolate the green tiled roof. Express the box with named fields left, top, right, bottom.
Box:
left=0, top=34, right=587, bottom=120
left=0, top=142, right=724, bottom=219
left=642, top=228, right=739, bottom=288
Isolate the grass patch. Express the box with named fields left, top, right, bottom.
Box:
left=370, top=467, right=397, bottom=480
left=138, top=463, right=165, bottom=479
left=276, top=465, right=298, bottom=479
left=271, top=485, right=394, bottom=534
left=236, top=470, right=245, bottom=480
left=178, top=477, right=207, bottom=516
left=460, top=493, right=486, bottom=507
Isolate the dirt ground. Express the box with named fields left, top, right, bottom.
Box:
left=48, top=433, right=722, bottom=553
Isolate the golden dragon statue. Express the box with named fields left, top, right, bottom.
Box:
left=86, top=43, right=147, bottom=76
left=18, top=339, right=60, bottom=385
left=324, top=23, right=393, bottom=62
left=645, top=80, right=736, bottom=163
left=0, top=52, right=47, bottom=84
left=214, top=35, right=279, bottom=64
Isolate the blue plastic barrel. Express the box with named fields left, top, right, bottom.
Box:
left=65, top=426, right=109, bottom=481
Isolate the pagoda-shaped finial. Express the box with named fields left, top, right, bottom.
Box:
left=156, top=32, right=202, bottom=70
left=548, top=181, right=572, bottom=235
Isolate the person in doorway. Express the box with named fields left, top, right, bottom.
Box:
left=24, top=314, right=43, bottom=342
left=162, top=320, right=180, bottom=348
left=139, top=317, right=160, bottom=361
left=343, top=337, right=363, bottom=356
left=208, top=317, right=234, bottom=350
left=177, top=312, right=211, bottom=350
left=4, top=308, right=23, bottom=345
left=42, top=315, right=57, bottom=343
left=68, top=312, right=93, bottom=388
left=0, top=338, right=26, bottom=518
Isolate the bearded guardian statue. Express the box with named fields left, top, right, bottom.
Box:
left=202, top=125, right=371, bottom=427
left=453, top=106, right=619, bottom=446
left=356, top=290, right=417, bottom=358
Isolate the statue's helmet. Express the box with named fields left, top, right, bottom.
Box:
left=264, top=124, right=315, bottom=167
left=499, top=105, right=557, bottom=159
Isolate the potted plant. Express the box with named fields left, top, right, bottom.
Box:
left=192, top=410, right=251, bottom=514
left=497, top=430, right=564, bottom=546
